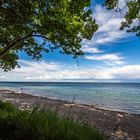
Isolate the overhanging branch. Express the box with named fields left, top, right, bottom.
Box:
left=31, top=34, right=49, bottom=40
left=0, top=33, right=49, bottom=59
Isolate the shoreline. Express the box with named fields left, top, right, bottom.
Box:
left=0, top=89, right=140, bottom=140
left=1, top=87, right=139, bottom=115
left=1, top=88, right=138, bottom=115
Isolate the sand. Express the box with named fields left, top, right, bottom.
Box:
left=0, top=89, right=140, bottom=140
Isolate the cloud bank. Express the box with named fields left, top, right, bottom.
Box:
left=0, top=60, right=140, bottom=81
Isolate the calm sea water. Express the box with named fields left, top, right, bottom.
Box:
left=0, top=82, right=140, bottom=114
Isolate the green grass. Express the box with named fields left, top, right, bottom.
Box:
left=0, top=100, right=107, bottom=140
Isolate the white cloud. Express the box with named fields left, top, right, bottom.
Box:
left=104, top=60, right=125, bottom=66
left=81, top=44, right=101, bottom=53
left=0, top=60, right=140, bottom=81
left=108, top=65, right=140, bottom=79
left=0, top=76, right=5, bottom=79
left=84, top=53, right=125, bottom=66
left=84, top=54, right=123, bottom=61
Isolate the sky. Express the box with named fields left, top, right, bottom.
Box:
left=0, top=0, right=140, bottom=82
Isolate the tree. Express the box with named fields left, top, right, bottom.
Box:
left=0, top=0, right=98, bottom=71
left=104, top=0, right=140, bottom=36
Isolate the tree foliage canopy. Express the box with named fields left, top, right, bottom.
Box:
left=0, top=0, right=139, bottom=71
left=0, top=0, right=98, bottom=71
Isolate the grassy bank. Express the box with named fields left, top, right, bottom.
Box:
left=0, top=100, right=106, bottom=140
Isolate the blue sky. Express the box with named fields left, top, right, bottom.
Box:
left=0, top=0, right=140, bottom=82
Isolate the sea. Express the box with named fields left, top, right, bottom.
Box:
left=0, top=82, right=140, bottom=114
